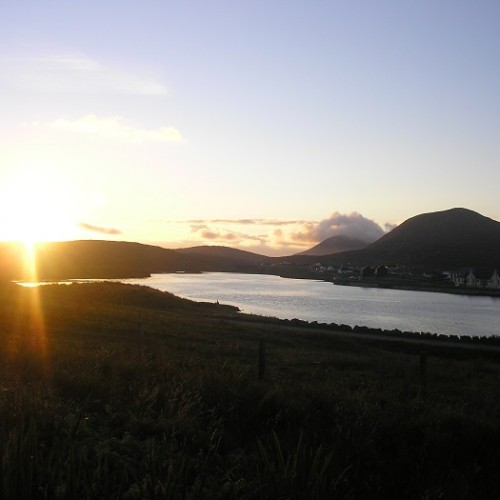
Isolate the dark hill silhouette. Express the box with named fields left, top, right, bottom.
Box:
left=0, top=242, right=25, bottom=279
left=2, top=208, right=499, bottom=281
left=1, top=240, right=269, bottom=281
left=314, top=208, right=500, bottom=270
left=296, top=235, right=370, bottom=256
left=34, top=241, right=193, bottom=279
left=177, top=245, right=271, bottom=264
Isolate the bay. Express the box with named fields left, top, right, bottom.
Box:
left=123, top=272, right=500, bottom=338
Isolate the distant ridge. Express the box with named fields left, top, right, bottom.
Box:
left=2, top=208, right=499, bottom=281
left=0, top=240, right=269, bottom=281
left=296, top=235, right=371, bottom=256
left=177, top=245, right=271, bottom=263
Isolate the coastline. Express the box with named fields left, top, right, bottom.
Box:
left=331, top=278, right=500, bottom=298
left=252, top=266, right=500, bottom=298
left=234, top=309, right=500, bottom=349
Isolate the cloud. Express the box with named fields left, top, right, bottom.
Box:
left=40, top=115, right=183, bottom=143
left=187, top=219, right=260, bottom=225
left=384, top=222, right=398, bottom=232
left=183, top=218, right=312, bottom=226
left=290, top=212, right=385, bottom=244
left=79, top=222, right=122, bottom=235
left=270, top=228, right=312, bottom=249
left=191, top=224, right=266, bottom=244
left=261, top=220, right=312, bottom=226
left=175, top=213, right=388, bottom=254
left=201, top=230, right=236, bottom=241
left=1, top=54, right=167, bottom=95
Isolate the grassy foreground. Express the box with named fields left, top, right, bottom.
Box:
left=1, top=282, right=500, bottom=499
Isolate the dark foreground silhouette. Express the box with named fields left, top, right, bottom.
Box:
left=1, top=281, right=500, bottom=499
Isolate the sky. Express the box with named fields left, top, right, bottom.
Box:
left=1, top=1, right=499, bottom=256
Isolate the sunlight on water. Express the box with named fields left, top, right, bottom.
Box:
left=19, top=272, right=500, bottom=337
left=124, top=273, right=500, bottom=337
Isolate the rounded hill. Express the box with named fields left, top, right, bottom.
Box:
left=347, top=208, right=500, bottom=269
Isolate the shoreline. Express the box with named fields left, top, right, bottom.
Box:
left=14, top=268, right=500, bottom=299
left=14, top=273, right=500, bottom=343
left=254, top=268, right=500, bottom=298
left=233, top=309, right=500, bottom=349
left=331, top=278, right=500, bottom=298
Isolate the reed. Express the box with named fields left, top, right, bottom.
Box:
left=0, top=282, right=500, bottom=498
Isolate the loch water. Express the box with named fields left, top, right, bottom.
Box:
left=123, top=272, right=500, bottom=338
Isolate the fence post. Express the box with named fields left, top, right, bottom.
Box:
left=258, top=340, right=266, bottom=381
left=420, top=351, right=427, bottom=399
left=139, top=322, right=144, bottom=361
left=404, top=362, right=411, bottom=398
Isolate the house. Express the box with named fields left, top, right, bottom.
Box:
left=451, top=271, right=466, bottom=287
left=338, top=266, right=354, bottom=275
left=311, top=262, right=326, bottom=272
left=487, top=269, right=500, bottom=289
left=462, top=269, right=500, bottom=289
left=466, top=270, right=479, bottom=287
left=360, top=266, right=375, bottom=279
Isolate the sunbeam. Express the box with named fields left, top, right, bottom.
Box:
left=11, top=243, right=52, bottom=380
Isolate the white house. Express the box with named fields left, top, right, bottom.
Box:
left=461, top=269, right=500, bottom=289
left=487, top=269, right=500, bottom=289
left=451, top=271, right=466, bottom=287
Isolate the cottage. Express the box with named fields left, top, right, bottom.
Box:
left=487, top=269, right=500, bottom=289
left=451, top=271, right=466, bottom=287
left=360, top=266, right=375, bottom=278
left=462, top=269, right=500, bottom=289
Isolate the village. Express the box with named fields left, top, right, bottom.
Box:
left=303, top=262, right=500, bottom=292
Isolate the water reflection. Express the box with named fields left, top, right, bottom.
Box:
left=123, top=272, right=500, bottom=337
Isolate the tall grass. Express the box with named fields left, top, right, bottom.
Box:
left=1, top=282, right=500, bottom=498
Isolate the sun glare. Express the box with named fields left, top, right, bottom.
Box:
left=1, top=171, right=79, bottom=244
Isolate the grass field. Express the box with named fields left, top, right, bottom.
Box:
left=1, top=281, right=500, bottom=499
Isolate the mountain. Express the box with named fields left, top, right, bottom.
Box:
left=315, top=208, right=500, bottom=270
left=2, top=208, right=499, bottom=281
left=297, top=235, right=370, bottom=256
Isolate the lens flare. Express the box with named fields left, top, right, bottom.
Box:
left=12, top=242, right=52, bottom=380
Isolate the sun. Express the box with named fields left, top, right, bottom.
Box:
left=0, top=170, right=80, bottom=245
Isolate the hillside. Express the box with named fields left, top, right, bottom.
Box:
left=2, top=281, right=500, bottom=498
left=315, top=208, right=500, bottom=270
left=177, top=245, right=271, bottom=263
left=296, top=235, right=370, bottom=256
left=33, top=240, right=195, bottom=279
left=1, top=240, right=269, bottom=281
left=2, top=208, right=499, bottom=281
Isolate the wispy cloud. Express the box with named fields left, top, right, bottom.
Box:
left=200, top=229, right=237, bottom=241
left=183, top=218, right=312, bottom=226
left=261, top=220, right=313, bottom=226
left=164, top=212, right=389, bottom=256
left=185, top=214, right=386, bottom=245
left=79, top=222, right=122, bottom=235
left=39, top=115, right=183, bottom=143
left=187, top=219, right=261, bottom=225
left=190, top=224, right=266, bottom=244
left=1, top=54, right=167, bottom=95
